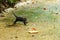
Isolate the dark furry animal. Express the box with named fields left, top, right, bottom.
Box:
left=13, top=13, right=28, bottom=25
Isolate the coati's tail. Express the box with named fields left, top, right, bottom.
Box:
left=13, top=13, right=17, bottom=17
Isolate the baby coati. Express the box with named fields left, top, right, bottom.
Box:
left=13, top=13, right=28, bottom=25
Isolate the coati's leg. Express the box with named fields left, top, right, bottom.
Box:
left=23, top=21, right=28, bottom=25
left=13, top=19, right=17, bottom=25
left=24, top=21, right=26, bottom=25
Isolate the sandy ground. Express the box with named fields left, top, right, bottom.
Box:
left=0, top=0, right=60, bottom=40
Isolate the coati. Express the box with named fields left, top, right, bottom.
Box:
left=13, top=13, right=28, bottom=25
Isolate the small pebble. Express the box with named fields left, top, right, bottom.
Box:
left=56, top=13, right=59, bottom=14
left=15, top=36, right=18, bottom=38
left=32, top=35, right=35, bottom=37
left=43, top=8, right=47, bottom=10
